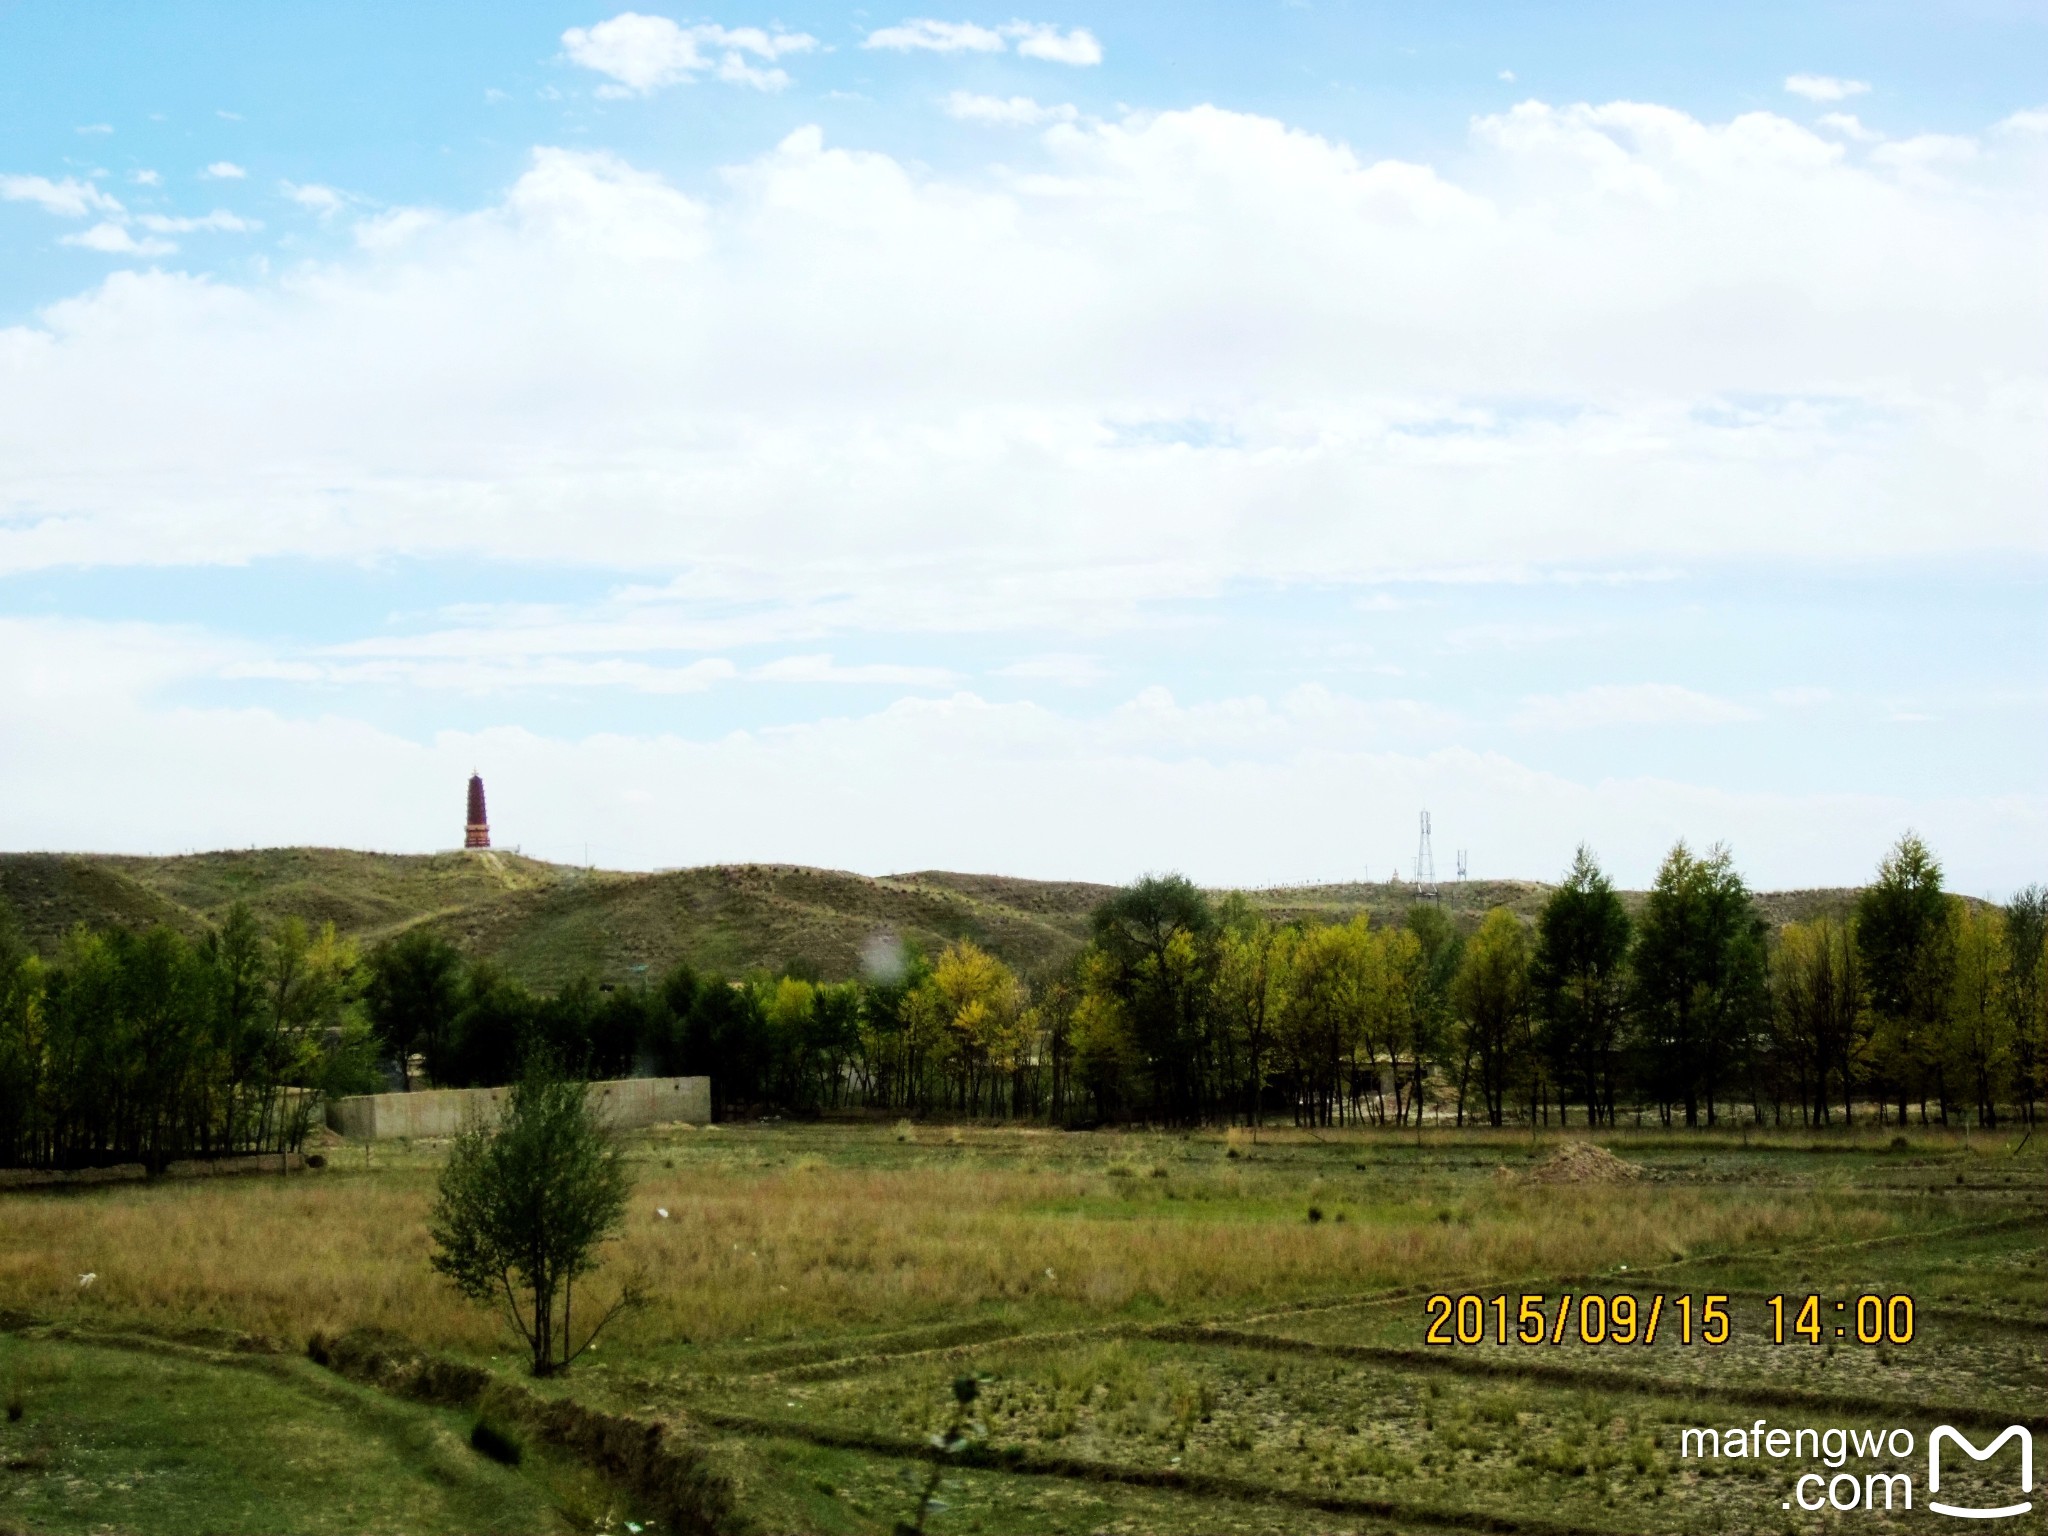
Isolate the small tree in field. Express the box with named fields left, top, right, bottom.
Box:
left=429, top=1061, right=639, bottom=1376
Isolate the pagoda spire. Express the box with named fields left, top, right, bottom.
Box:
left=464, top=774, right=490, bottom=849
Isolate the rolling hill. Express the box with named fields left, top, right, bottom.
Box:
left=0, top=846, right=1867, bottom=988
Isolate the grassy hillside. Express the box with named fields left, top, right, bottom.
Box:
left=0, top=846, right=1871, bottom=989
left=0, top=849, right=1107, bottom=987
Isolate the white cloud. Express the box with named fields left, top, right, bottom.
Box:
left=1498, top=70, right=1515, bottom=83
left=996, top=653, right=1106, bottom=685
left=1998, top=107, right=2048, bottom=135
left=866, top=19, right=1099, bottom=63
left=0, top=101, right=2040, bottom=611
left=281, top=180, right=351, bottom=217
left=131, top=169, right=163, bottom=187
left=561, top=12, right=817, bottom=95
left=236, top=653, right=739, bottom=695
left=1514, top=684, right=1759, bottom=730
left=752, top=654, right=961, bottom=685
left=942, top=91, right=1076, bottom=125
left=1441, top=621, right=1585, bottom=654
left=1784, top=73, right=1870, bottom=103
left=0, top=172, right=123, bottom=218
left=216, top=110, right=243, bottom=122
left=1871, top=132, right=1979, bottom=181
left=58, top=221, right=177, bottom=256
left=1007, top=23, right=1101, bottom=65
left=135, top=210, right=260, bottom=234
left=76, top=123, right=113, bottom=136
left=864, top=18, right=1008, bottom=52
left=1815, top=112, right=1877, bottom=141
left=201, top=160, right=247, bottom=179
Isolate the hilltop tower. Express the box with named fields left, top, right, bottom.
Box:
left=1413, top=810, right=1439, bottom=901
left=464, top=774, right=491, bottom=849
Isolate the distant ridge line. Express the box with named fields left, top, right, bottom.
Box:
left=0, top=846, right=1876, bottom=990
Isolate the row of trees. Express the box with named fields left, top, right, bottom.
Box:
left=508, top=831, right=2042, bottom=1133
left=0, top=908, right=379, bottom=1169
left=1054, top=837, right=2045, bottom=1130
left=3, top=833, right=2042, bottom=1163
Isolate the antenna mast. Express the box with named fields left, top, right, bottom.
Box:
left=1414, top=811, right=1439, bottom=901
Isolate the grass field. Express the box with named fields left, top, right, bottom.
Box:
left=2, top=1121, right=2041, bottom=1533
left=0, top=1331, right=633, bottom=1534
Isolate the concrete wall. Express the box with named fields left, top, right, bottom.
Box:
left=325, top=1076, right=710, bottom=1141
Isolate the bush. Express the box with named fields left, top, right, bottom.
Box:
left=429, top=1059, right=638, bottom=1376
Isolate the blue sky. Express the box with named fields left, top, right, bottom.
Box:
left=1, top=2, right=2043, bottom=892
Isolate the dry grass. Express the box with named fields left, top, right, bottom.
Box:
left=0, top=1126, right=1906, bottom=1368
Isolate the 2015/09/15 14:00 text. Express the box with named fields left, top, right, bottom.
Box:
left=1423, top=1292, right=1918, bottom=1347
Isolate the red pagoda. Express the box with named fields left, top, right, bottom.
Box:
left=464, top=774, right=491, bottom=849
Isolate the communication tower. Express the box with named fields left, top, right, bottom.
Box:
left=1456, top=849, right=1468, bottom=882
left=1413, top=811, right=1439, bottom=901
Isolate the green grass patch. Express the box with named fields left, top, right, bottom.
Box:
left=0, top=1334, right=626, bottom=1535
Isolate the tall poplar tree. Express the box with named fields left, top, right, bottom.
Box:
left=1631, top=842, right=1766, bottom=1128
left=1855, top=833, right=1956, bottom=1124
left=1531, top=846, right=1632, bottom=1126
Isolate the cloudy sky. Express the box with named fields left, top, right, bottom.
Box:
left=2, top=2, right=2043, bottom=893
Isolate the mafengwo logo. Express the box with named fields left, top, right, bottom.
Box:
left=1679, top=1421, right=2034, bottom=1517
left=1929, top=1426, right=2033, bottom=1521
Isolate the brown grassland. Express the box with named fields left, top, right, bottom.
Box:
left=0, top=1127, right=1912, bottom=1356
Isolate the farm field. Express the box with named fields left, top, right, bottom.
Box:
left=2, top=1122, right=2042, bottom=1534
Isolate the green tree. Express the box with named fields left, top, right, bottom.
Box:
left=1631, top=842, right=1766, bottom=1128
left=1366, top=925, right=1428, bottom=1125
left=1280, top=917, right=1373, bottom=1125
left=0, top=927, right=46, bottom=1167
left=439, top=960, right=538, bottom=1088
left=1947, top=903, right=2008, bottom=1128
left=1855, top=833, right=1957, bottom=1124
left=1087, top=876, right=1219, bottom=1124
left=1214, top=915, right=1290, bottom=1128
left=200, top=902, right=270, bottom=1151
left=1531, top=846, right=1632, bottom=1127
left=1404, top=905, right=1464, bottom=1127
left=1452, top=908, right=1531, bottom=1128
left=365, top=930, right=465, bottom=1091
left=2003, top=886, right=2046, bottom=1125
left=1771, top=918, right=1865, bottom=1125
left=429, top=1060, right=639, bottom=1376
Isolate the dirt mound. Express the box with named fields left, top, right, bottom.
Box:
left=1525, top=1142, right=1645, bottom=1184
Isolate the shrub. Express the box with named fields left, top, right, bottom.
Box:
left=429, top=1058, right=639, bottom=1377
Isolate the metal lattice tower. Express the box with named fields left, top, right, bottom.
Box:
left=1456, top=849, right=1468, bottom=882
left=1414, top=811, right=1439, bottom=900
